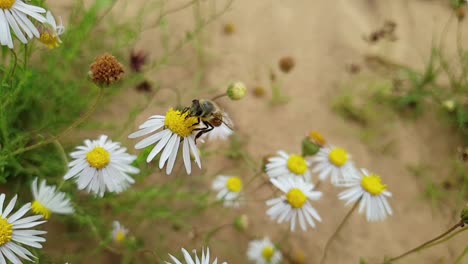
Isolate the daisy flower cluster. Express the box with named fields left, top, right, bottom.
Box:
left=0, top=1, right=64, bottom=49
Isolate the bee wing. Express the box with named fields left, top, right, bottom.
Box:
left=222, top=112, right=234, bottom=130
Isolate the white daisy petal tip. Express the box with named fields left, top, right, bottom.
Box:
left=212, top=175, right=243, bottom=208
left=165, top=247, right=226, bottom=264
left=265, top=151, right=312, bottom=183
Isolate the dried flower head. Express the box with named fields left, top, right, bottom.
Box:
left=89, top=54, right=124, bottom=86
left=130, top=49, right=148, bottom=72
left=135, top=80, right=153, bottom=93
left=253, top=86, right=266, bottom=98
left=279, top=56, right=295, bottom=73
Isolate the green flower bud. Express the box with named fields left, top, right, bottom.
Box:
left=302, top=138, right=320, bottom=156
left=461, top=205, right=468, bottom=225
left=233, top=214, right=248, bottom=231
left=227, top=82, right=247, bottom=100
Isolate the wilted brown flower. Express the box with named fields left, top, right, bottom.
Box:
left=135, top=80, right=153, bottom=93
left=252, top=86, right=266, bottom=98
left=130, top=49, right=148, bottom=72
left=89, top=54, right=124, bottom=86
left=279, top=56, right=295, bottom=73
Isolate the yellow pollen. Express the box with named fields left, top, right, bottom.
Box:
left=31, top=200, right=52, bottom=220
left=262, top=246, right=275, bottom=261
left=361, top=174, right=387, bottom=196
left=39, top=32, right=60, bottom=49
left=0, top=217, right=13, bottom=246
left=0, top=0, right=16, bottom=9
left=86, top=147, right=110, bottom=169
left=226, top=177, right=243, bottom=193
left=286, top=188, right=307, bottom=208
left=329, top=148, right=348, bottom=167
left=115, top=231, right=126, bottom=243
left=287, top=155, right=308, bottom=175
left=164, top=108, right=198, bottom=137
left=309, top=131, right=326, bottom=146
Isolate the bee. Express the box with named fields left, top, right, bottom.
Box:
left=184, top=99, right=233, bottom=142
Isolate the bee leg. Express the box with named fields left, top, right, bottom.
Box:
left=194, top=122, right=214, bottom=144
left=191, top=117, right=201, bottom=127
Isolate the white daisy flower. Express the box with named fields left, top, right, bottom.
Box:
left=38, top=11, right=64, bottom=49
left=129, top=108, right=201, bottom=175
left=63, top=135, right=139, bottom=197
left=0, top=0, right=46, bottom=49
left=0, top=194, right=47, bottom=263
left=265, top=151, right=312, bottom=182
left=165, top=247, right=226, bottom=264
left=266, top=177, right=322, bottom=231
left=247, top=237, right=282, bottom=264
left=201, top=123, right=233, bottom=142
left=111, top=221, right=128, bottom=244
left=212, top=175, right=243, bottom=208
left=310, top=146, right=357, bottom=184
left=31, top=177, right=74, bottom=219
left=338, top=168, right=392, bottom=222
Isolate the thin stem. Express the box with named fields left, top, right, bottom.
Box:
left=10, top=86, right=104, bottom=157
left=385, top=221, right=464, bottom=263
left=8, top=49, right=17, bottom=83
left=211, top=92, right=227, bottom=101
left=319, top=200, right=360, bottom=264
left=421, top=226, right=468, bottom=251
left=203, top=223, right=232, bottom=244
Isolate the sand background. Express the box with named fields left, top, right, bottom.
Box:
left=44, top=0, right=468, bottom=263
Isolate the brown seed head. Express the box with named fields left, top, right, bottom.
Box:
left=89, top=54, right=124, bottom=86
left=130, top=49, right=148, bottom=72
left=252, top=86, right=266, bottom=98
left=223, top=23, right=236, bottom=35
left=135, top=80, right=153, bottom=93
left=279, top=56, right=295, bottom=73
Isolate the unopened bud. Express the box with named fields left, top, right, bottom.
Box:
left=461, top=205, right=468, bottom=225
left=309, top=131, right=326, bottom=146
left=233, top=214, right=249, bottom=231
left=227, top=82, right=247, bottom=100
left=442, top=100, right=456, bottom=112
left=302, top=138, right=320, bottom=156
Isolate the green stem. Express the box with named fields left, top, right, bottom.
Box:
left=203, top=223, right=232, bottom=244
left=211, top=92, right=227, bottom=101
left=10, top=85, right=104, bottom=157
left=385, top=221, right=464, bottom=263
left=455, top=247, right=468, bottom=264
left=319, top=200, right=360, bottom=264
left=420, top=226, right=468, bottom=251
left=8, top=49, right=17, bottom=83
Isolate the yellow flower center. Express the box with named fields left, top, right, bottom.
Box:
left=286, top=188, right=307, bottom=208
left=287, top=155, right=308, bottom=175
left=0, top=0, right=15, bottom=9
left=0, top=217, right=13, bottom=246
left=39, top=32, right=60, bottom=49
left=328, top=148, right=348, bottom=167
left=309, top=131, right=326, bottom=146
left=31, top=200, right=52, bottom=220
left=86, top=147, right=110, bottom=169
left=226, top=177, right=243, bottom=193
left=115, top=231, right=126, bottom=243
left=262, top=246, right=275, bottom=261
left=361, top=174, right=387, bottom=195
left=164, top=108, right=198, bottom=137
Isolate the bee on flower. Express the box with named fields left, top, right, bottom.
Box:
left=266, top=177, right=322, bottom=231
left=31, top=177, right=74, bottom=219
left=63, top=135, right=139, bottom=197
left=38, top=11, right=65, bottom=49
left=338, top=168, right=392, bottom=222
left=0, top=194, right=47, bottom=263
left=247, top=237, right=282, bottom=264
left=310, top=145, right=358, bottom=184
left=265, top=151, right=312, bottom=182
left=212, top=175, right=243, bottom=207
left=166, top=247, right=226, bottom=264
